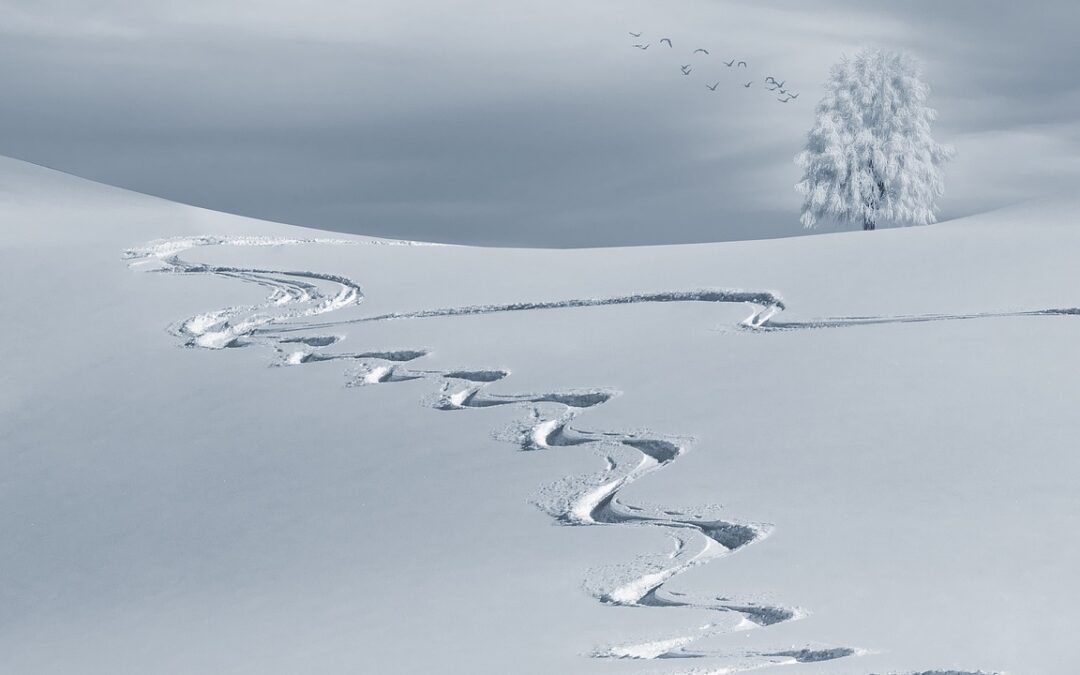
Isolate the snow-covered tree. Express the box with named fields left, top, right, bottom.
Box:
left=795, top=48, right=954, bottom=230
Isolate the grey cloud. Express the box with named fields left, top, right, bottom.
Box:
left=0, top=0, right=1076, bottom=246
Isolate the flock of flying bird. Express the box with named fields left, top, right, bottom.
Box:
left=627, top=32, right=800, bottom=103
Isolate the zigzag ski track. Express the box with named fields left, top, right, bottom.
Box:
left=125, top=235, right=1036, bottom=674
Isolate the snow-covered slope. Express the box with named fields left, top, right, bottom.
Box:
left=2, top=155, right=1077, bottom=674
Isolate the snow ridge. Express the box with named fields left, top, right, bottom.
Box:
left=126, top=234, right=1009, bottom=674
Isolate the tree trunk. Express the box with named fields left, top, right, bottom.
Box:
left=863, top=218, right=875, bottom=231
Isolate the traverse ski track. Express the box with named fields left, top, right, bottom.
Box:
left=298, top=288, right=787, bottom=331
left=757, top=308, right=1080, bottom=332
left=125, top=235, right=1020, bottom=674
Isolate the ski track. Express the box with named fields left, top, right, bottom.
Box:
left=123, top=235, right=1029, bottom=674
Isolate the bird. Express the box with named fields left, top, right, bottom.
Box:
left=724, top=59, right=735, bottom=67
left=777, top=96, right=791, bottom=103
left=743, top=81, right=752, bottom=87
left=633, top=43, right=649, bottom=50
left=706, top=82, right=720, bottom=91
left=737, top=60, right=748, bottom=68
left=765, top=81, right=779, bottom=91
left=693, top=48, right=709, bottom=55
left=776, top=87, right=788, bottom=94
left=681, top=65, right=693, bottom=75
left=660, top=38, right=673, bottom=47
left=768, top=78, right=786, bottom=88
left=786, top=92, right=799, bottom=99
left=629, top=31, right=642, bottom=37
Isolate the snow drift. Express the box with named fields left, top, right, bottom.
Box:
left=3, top=155, right=1078, bottom=674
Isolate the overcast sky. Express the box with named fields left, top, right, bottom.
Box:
left=1, top=0, right=1078, bottom=246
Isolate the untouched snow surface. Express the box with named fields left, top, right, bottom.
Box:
left=3, top=155, right=1079, bottom=674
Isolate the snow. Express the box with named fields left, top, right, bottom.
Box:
left=2, top=155, right=1078, bottom=674
left=595, top=634, right=696, bottom=659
